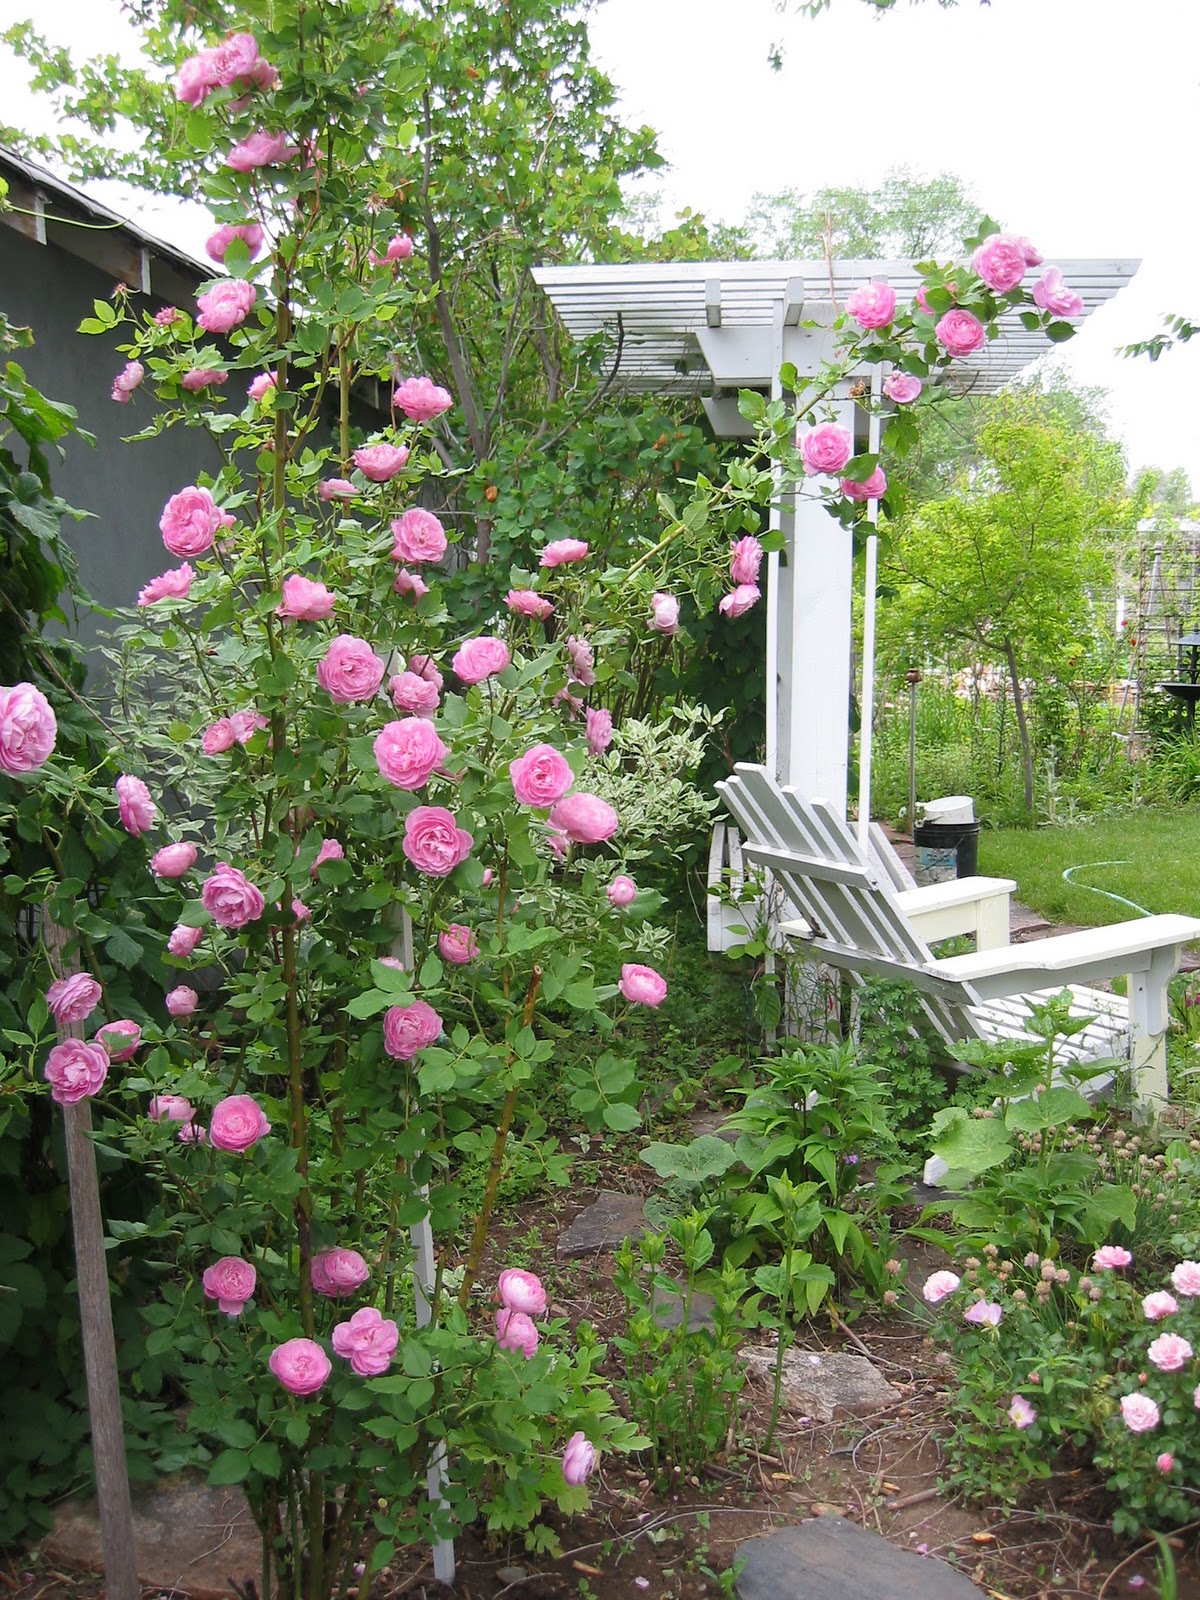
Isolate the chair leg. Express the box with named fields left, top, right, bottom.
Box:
left=1127, top=948, right=1179, bottom=1119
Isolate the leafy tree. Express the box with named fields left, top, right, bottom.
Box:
left=1132, top=465, right=1194, bottom=520
left=746, top=168, right=982, bottom=261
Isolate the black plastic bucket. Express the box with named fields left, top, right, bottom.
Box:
left=913, top=819, right=980, bottom=884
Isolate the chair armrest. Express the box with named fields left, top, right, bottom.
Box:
left=928, top=914, right=1200, bottom=1000
left=897, top=876, right=1016, bottom=950
left=896, top=876, right=1017, bottom=915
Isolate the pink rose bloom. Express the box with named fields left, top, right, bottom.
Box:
left=649, top=592, right=680, bottom=634
left=402, top=806, right=474, bottom=877
left=47, top=974, right=102, bottom=1025
left=374, top=717, right=447, bottom=789
left=227, top=130, right=298, bottom=172
left=607, top=874, right=637, bottom=908
left=453, top=635, right=511, bottom=685
left=383, top=999, right=443, bottom=1059
left=841, top=467, right=888, bottom=503
left=481, top=868, right=494, bottom=888
left=586, top=707, right=613, bottom=757
left=151, top=842, right=198, bottom=878
left=845, top=280, right=897, bottom=330
left=317, top=635, right=385, bottom=704
left=963, top=1299, right=1003, bottom=1327
left=167, top=924, right=204, bottom=958
left=935, top=309, right=986, bottom=357
left=181, top=369, right=227, bottom=392
left=116, top=774, right=157, bottom=836
left=212, top=32, right=271, bottom=88
left=1148, top=1332, right=1193, bottom=1372
left=506, top=589, right=553, bottom=620
left=389, top=671, right=440, bottom=716
left=138, top=564, right=195, bottom=607
left=549, top=792, right=617, bottom=845
left=175, top=48, right=220, bottom=105
left=44, top=1039, right=109, bottom=1105
left=1171, top=1260, right=1200, bottom=1297
left=1032, top=266, right=1085, bottom=318
left=202, top=1256, right=257, bottom=1316
left=230, top=710, right=269, bottom=745
left=205, top=222, right=264, bottom=264
left=729, top=536, right=763, bottom=586
left=883, top=371, right=922, bottom=405
left=619, top=963, right=668, bottom=1007
left=402, top=653, right=439, bottom=690
left=111, top=360, right=144, bottom=403
left=393, top=376, right=453, bottom=421
left=319, top=478, right=357, bottom=501
left=391, top=508, right=448, bottom=564
left=209, top=1094, right=271, bottom=1152
left=247, top=372, right=276, bottom=403
left=196, top=279, right=256, bottom=336
left=202, top=718, right=236, bottom=755
left=1143, top=1291, right=1179, bottom=1321
left=201, top=863, right=265, bottom=929
left=566, top=636, right=596, bottom=687
left=352, top=443, right=410, bottom=482
left=393, top=569, right=430, bottom=600
left=914, top=285, right=934, bottom=315
left=96, top=1020, right=141, bottom=1062
left=332, top=1307, right=399, bottom=1376
left=160, top=485, right=224, bottom=559
left=540, top=538, right=588, bottom=568
left=799, top=422, right=854, bottom=477
left=439, top=924, right=478, bottom=965
left=311, top=1247, right=370, bottom=1298
left=0, top=682, right=57, bottom=774
left=495, top=1308, right=539, bottom=1358
left=922, top=1271, right=961, bottom=1305
left=562, top=1431, right=596, bottom=1486
left=718, top=584, right=761, bottom=619
left=498, top=1269, right=547, bottom=1317
left=154, top=305, right=181, bottom=326
left=971, top=232, right=1028, bottom=293
left=311, top=838, right=344, bottom=877
left=269, top=1338, right=331, bottom=1396
left=1007, top=1395, right=1037, bottom=1430
left=178, top=1121, right=207, bottom=1145
left=387, top=232, right=414, bottom=261
left=510, top=744, right=573, bottom=808
left=1018, top=237, right=1043, bottom=266
left=1093, top=1244, right=1133, bottom=1271
left=148, top=1093, right=193, bottom=1123
left=278, top=574, right=335, bottom=621
left=1120, top=1393, right=1161, bottom=1433
left=1157, top=1452, right=1175, bottom=1474
left=165, top=985, right=199, bottom=1018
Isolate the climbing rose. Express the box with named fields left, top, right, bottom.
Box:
left=201, top=863, right=265, bottom=929
left=389, top=671, right=440, bottom=715
left=586, top=707, right=613, bottom=756
left=311, top=1248, right=370, bottom=1297
left=718, top=584, right=761, bottom=619
left=205, top=222, right=264, bottom=263
left=111, top=360, right=144, bottom=403
left=1143, top=1291, right=1179, bottom=1321
left=227, top=130, right=298, bottom=171
left=799, top=422, right=853, bottom=476
left=148, top=1093, right=193, bottom=1123
left=154, top=305, right=180, bottom=326
left=1172, top=1261, right=1200, bottom=1297
left=247, top=372, right=276, bottom=402
left=391, top=508, right=447, bottom=564
left=619, top=964, right=667, bottom=1007
left=510, top=744, right=573, bottom=807
left=540, top=538, right=588, bottom=567
left=393, top=569, right=429, bottom=600
left=1093, top=1245, right=1133, bottom=1270
left=181, top=369, right=226, bottom=392
left=649, top=592, right=680, bottom=634
left=151, top=842, right=198, bottom=878
left=0, top=683, right=56, bottom=774
left=317, top=635, right=385, bottom=703
left=402, top=807, right=473, bottom=877
left=453, top=635, right=510, bottom=684
left=332, top=1307, right=399, bottom=1376
left=202, top=1257, right=257, bottom=1316
left=352, top=443, right=409, bottom=481
left=44, top=1039, right=109, bottom=1105
left=562, top=1432, right=596, bottom=1486
left=1120, top=1393, right=1161, bottom=1433
left=729, top=536, right=763, bottom=586
left=393, top=376, right=453, bottom=421
left=971, top=232, right=1028, bottom=293
left=841, top=467, right=888, bottom=502
left=96, top=1021, right=141, bottom=1062
left=845, top=280, right=897, bottom=330
left=209, top=1094, right=271, bottom=1152
left=607, top=875, right=637, bottom=908
left=277, top=574, right=335, bottom=621
left=507, top=589, right=553, bottom=619
left=549, top=793, right=617, bottom=845
left=167, top=924, right=204, bottom=958
left=1148, top=1332, right=1193, bottom=1372
left=374, top=718, right=447, bottom=790
left=47, top=974, right=102, bottom=1025
left=165, top=986, right=199, bottom=1017
left=566, top=636, right=595, bottom=687
left=1007, top=1395, right=1037, bottom=1430
left=498, top=1269, right=547, bottom=1317
left=138, top=564, right=195, bottom=606
left=438, top=925, right=478, bottom=965
left=1158, top=1452, right=1175, bottom=1474
left=175, top=49, right=221, bottom=104
left=935, top=309, right=985, bottom=357
left=212, top=32, right=267, bottom=87
left=383, top=1000, right=443, bottom=1059
left=319, top=478, right=357, bottom=501
left=160, top=485, right=225, bottom=558
left=963, top=1299, right=1002, bottom=1327
left=883, top=371, right=922, bottom=405
left=495, top=1308, right=539, bottom=1358
left=116, top=774, right=157, bottom=836
left=269, top=1338, right=330, bottom=1396
left=231, top=711, right=269, bottom=745
left=311, top=838, right=344, bottom=877
left=922, top=1271, right=961, bottom=1305
left=1032, top=266, right=1085, bottom=318
left=370, top=232, right=414, bottom=266
left=196, top=279, right=256, bottom=335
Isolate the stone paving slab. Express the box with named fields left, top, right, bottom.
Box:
left=556, top=1189, right=647, bottom=1257
left=735, top=1513, right=982, bottom=1600
left=741, top=1343, right=900, bottom=1422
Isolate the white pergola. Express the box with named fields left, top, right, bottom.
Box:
left=533, top=257, right=1140, bottom=818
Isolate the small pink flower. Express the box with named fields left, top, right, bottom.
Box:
left=165, top=985, right=199, bottom=1018
left=352, top=443, right=410, bottom=482
left=1093, top=1245, right=1133, bottom=1271
left=201, top=863, right=265, bottom=929
left=1007, top=1395, right=1037, bottom=1429
left=269, top=1337, right=330, bottom=1395
left=393, top=376, right=453, bottom=421
left=402, top=807, right=474, bottom=877
left=1172, top=1260, right=1200, bottom=1297
left=438, top=924, right=478, bottom=965
left=1143, top=1291, right=1179, bottom=1321
left=391, top=507, right=448, bottom=564
left=196, top=279, right=256, bottom=336
left=116, top=774, right=157, bottom=836
left=935, top=309, right=986, bottom=357
left=549, top=792, right=617, bottom=845
left=404, top=653, right=442, bottom=689
left=138, top=564, right=195, bottom=606
left=845, top=280, right=897, bottom=330
left=374, top=717, right=447, bottom=790
left=922, top=1271, right=961, bottom=1305
left=175, top=48, right=221, bottom=104
left=1148, top=1332, right=1192, bottom=1372
left=619, top=963, right=667, bottom=1007
left=167, top=924, right=204, bottom=958
left=231, top=710, right=269, bottom=745
left=209, top=1094, right=271, bottom=1152
left=151, top=842, right=198, bottom=878
left=317, top=635, right=386, bottom=704
left=883, top=371, right=922, bottom=405
left=154, top=306, right=181, bottom=327
left=181, top=368, right=227, bottom=392
left=311, top=1247, right=370, bottom=1297
left=0, top=682, right=56, bottom=773
left=319, top=477, right=357, bottom=501
left=971, top=232, right=1028, bottom=293
left=586, top=707, right=613, bottom=756
left=111, top=360, right=144, bottom=403
left=227, top=130, right=298, bottom=172
left=510, top=744, right=573, bottom=808
left=202, top=718, right=235, bottom=755
left=1032, top=266, right=1084, bottom=319
left=178, top=1121, right=207, bottom=1145
left=389, top=671, right=440, bottom=716
left=566, top=636, right=596, bottom=688
left=1120, top=1392, right=1161, bottom=1433
left=963, top=1299, right=1003, bottom=1327
left=44, top=1039, right=109, bottom=1105
left=95, top=1020, right=141, bottom=1062
left=481, top=868, right=494, bottom=888
left=383, top=999, right=443, bottom=1059
left=562, top=1431, right=596, bottom=1486
left=311, top=838, right=344, bottom=877
left=729, top=536, right=763, bottom=586
left=540, top=538, right=588, bottom=568
left=453, top=635, right=510, bottom=685
left=160, top=485, right=224, bottom=559
left=718, top=584, right=761, bottom=619
left=495, top=1308, right=539, bottom=1358
left=841, top=467, right=888, bottom=502
left=1157, top=1452, right=1175, bottom=1474
left=46, top=974, right=102, bottom=1026
left=331, top=1307, right=399, bottom=1376
left=799, top=423, right=853, bottom=477
left=202, top=1257, right=256, bottom=1317
left=506, top=589, right=553, bottom=620
left=247, top=372, right=276, bottom=403
left=648, top=592, right=680, bottom=634
left=148, top=1093, right=193, bottom=1123
left=277, top=574, right=335, bottom=621
left=393, top=569, right=429, bottom=600
left=386, top=232, right=414, bottom=261
left=607, top=874, right=637, bottom=908
left=1018, top=237, right=1043, bottom=266
left=498, top=1269, right=547, bottom=1317
left=205, top=222, right=264, bottom=264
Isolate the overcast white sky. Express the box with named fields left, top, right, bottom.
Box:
left=2, top=0, right=1198, bottom=485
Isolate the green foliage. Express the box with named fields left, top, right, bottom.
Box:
left=747, top=168, right=982, bottom=261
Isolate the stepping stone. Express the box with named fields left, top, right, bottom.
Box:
left=686, top=1110, right=739, bottom=1144
left=45, top=1476, right=261, bottom=1600
left=652, top=1279, right=716, bottom=1333
left=735, top=1514, right=980, bottom=1600
left=556, top=1190, right=647, bottom=1257
left=742, top=1344, right=900, bottom=1421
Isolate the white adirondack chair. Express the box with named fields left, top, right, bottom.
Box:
left=716, top=763, right=1200, bottom=1113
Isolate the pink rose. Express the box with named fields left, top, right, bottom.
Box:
left=181, top=369, right=227, bottom=392
left=44, top=1039, right=109, bottom=1105
left=196, top=279, right=256, bottom=336
left=883, top=371, right=922, bottom=405
left=352, top=443, right=410, bottom=482
left=510, top=743, right=573, bottom=807
left=201, top=863, right=265, bottom=929
left=1120, top=1393, right=1160, bottom=1433
left=1007, top=1395, right=1036, bottom=1430
left=1171, top=1260, right=1200, bottom=1297
left=389, top=671, right=440, bottom=716
left=177, top=1121, right=207, bottom=1145
left=227, top=130, right=298, bottom=172
left=922, top=1271, right=961, bottom=1305
left=566, top=636, right=595, bottom=688
left=1148, top=1332, right=1193, bottom=1372
left=1093, top=1245, right=1133, bottom=1271
left=160, top=485, right=224, bottom=558
left=202, top=1256, right=257, bottom=1316
left=111, top=361, right=144, bottom=403
left=319, top=478, right=357, bottom=501
left=393, top=376, right=453, bottom=421
left=269, top=1338, right=331, bottom=1396
left=971, top=232, right=1028, bottom=293
left=439, top=924, right=478, bottom=965
left=167, top=924, right=204, bottom=958
left=495, top=1308, right=539, bottom=1358
left=383, top=999, right=443, bottom=1059
left=0, top=682, right=57, bottom=774
left=402, top=807, right=474, bottom=877
left=311, top=1247, right=370, bottom=1297
left=205, top=222, right=264, bottom=264
left=1157, top=1452, right=1175, bottom=1475
left=391, top=508, right=448, bottom=564
left=935, top=309, right=986, bottom=358
left=374, top=717, right=447, bottom=790
left=914, top=285, right=934, bottom=315
left=154, top=306, right=181, bottom=327
left=202, top=718, right=236, bottom=755
left=1018, top=237, right=1042, bottom=266
left=729, top=536, right=763, bottom=586
left=277, top=574, right=335, bottom=621
left=148, top=1093, right=193, bottom=1123
left=562, top=1431, right=596, bottom=1486
left=498, top=1269, right=547, bottom=1317
left=1032, top=266, right=1085, bottom=319
left=209, top=1094, right=271, bottom=1152
left=175, top=49, right=221, bottom=104
left=506, top=589, right=553, bottom=620
left=387, top=232, right=414, bottom=261
left=607, top=874, right=637, bottom=908
left=393, top=569, right=429, bottom=600
left=585, top=706, right=613, bottom=757
left=409, top=655, right=443, bottom=690
left=96, top=1020, right=141, bottom=1062
left=166, top=986, right=199, bottom=1017
left=963, top=1299, right=1002, bottom=1327
left=619, top=963, right=667, bottom=1007
left=841, top=467, right=888, bottom=503
left=230, top=711, right=269, bottom=745
left=453, top=635, right=511, bottom=685
left=649, top=592, right=680, bottom=634
left=332, top=1307, right=399, bottom=1376
left=47, top=973, right=102, bottom=1025
left=211, top=32, right=259, bottom=85
left=116, top=774, right=157, bottom=836
left=138, top=564, right=195, bottom=607
left=481, top=868, right=494, bottom=888
left=247, top=372, right=276, bottom=403
left=317, top=635, right=386, bottom=704
left=718, top=584, right=761, bottom=619
left=799, top=423, right=853, bottom=476
left=1143, top=1291, right=1179, bottom=1321
left=311, top=838, right=344, bottom=877
left=152, top=842, right=198, bottom=878
left=549, top=793, right=617, bottom=845
left=540, top=538, right=588, bottom=568
left=845, top=280, right=897, bottom=330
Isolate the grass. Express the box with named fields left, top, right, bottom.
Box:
left=979, top=809, right=1200, bottom=927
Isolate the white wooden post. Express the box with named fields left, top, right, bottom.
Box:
left=856, top=368, right=883, bottom=851
left=1127, top=946, right=1176, bottom=1116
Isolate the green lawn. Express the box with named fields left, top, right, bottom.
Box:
left=979, top=810, right=1200, bottom=927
